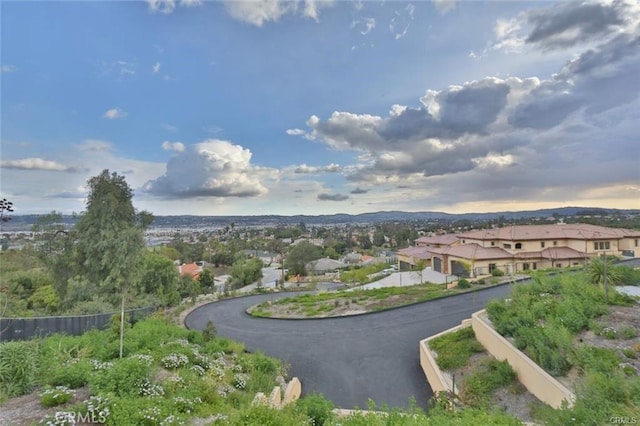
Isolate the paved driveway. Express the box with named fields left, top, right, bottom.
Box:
left=185, top=284, right=515, bottom=410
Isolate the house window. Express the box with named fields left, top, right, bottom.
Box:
left=594, top=241, right=611, bottom=250
left=553, top=241, right=558, bottom=246
left=556, top=263, right=562, bottom=268
left=532, top=263, right=537, bottom=270
left=636, top=239, right=639, bottom=247
left=540, top=242, right=545, bottom=248
left=503, top=243, right=512, bottom=249
left=515, top=243, right=522, bottom=249
left=523, top=263, right=530, bottom=270
left=462, top=240, right=466, bottom=243
left=491, top=242, right=495, bottom=246
left=489, top=263, right=497, bottom=273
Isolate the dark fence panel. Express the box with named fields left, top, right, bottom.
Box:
left=0, top=306, right=156, bottom=342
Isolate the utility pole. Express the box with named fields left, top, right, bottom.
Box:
left=603, top=252, right=609, bottom=304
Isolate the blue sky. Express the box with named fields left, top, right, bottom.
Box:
left=1, top=0, right=639, bottom=216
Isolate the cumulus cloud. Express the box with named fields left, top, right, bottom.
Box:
left=1, top=65, right=16, bottom=73
left=317, top=193, right=349, bottom=201
left=0, top=158, right=82, bottom=172
left=289, top=2, right=640, bottom=206
left=487, top=0, right=637, bottom=54
left=161, top=141, right=185, bottom=152
left=224, top=0, right=335, bottom=27
left=294, top=163, right=341, bottom=174
left=102, top=108, right=127, bottom=120
left=152, top=62, right=161, bottom=74
left=146, top=0, right=203, bottom=14
left=145, top=139, right=269, bottom=198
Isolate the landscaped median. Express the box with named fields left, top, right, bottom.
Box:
left=246, top=277, right=524, bottom=319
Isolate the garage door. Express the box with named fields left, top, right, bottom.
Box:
left=451, top=261, right=469, bottom=278
left=433, top=257, right=442, bottom=272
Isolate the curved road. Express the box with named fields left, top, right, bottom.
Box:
left=186, top=283, right=515, bottom=410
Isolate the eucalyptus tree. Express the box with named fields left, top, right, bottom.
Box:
left=74, top=170, right=153, bottom=357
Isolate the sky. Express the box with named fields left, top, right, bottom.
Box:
left=1, top=0, right=639, bottom=217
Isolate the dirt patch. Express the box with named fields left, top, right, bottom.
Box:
left=0, top=386, right=91, bottom=426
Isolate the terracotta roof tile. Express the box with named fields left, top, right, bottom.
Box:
left=458, top=223, right=640, bottom=241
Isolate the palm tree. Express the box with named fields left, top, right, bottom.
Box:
left=587, top=255, right=621, bottom=303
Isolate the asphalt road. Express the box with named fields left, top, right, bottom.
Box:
left=185, top=283, right=515, bottom=410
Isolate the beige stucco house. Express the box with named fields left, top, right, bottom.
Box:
left=402, top=223, right=640, bottom=278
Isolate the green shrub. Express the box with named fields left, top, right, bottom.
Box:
left=429, top=327, right=483, bottom=371
left=491, top=268, right=505, bottom=277
left=250, top=351, right=280, bottom=375
left=0, top=340, right=39, bottom=397
left=619, top=325, right=638, bottom=340
left=296, top=392, right=335, bottom=426
left=39, top=385, right=75, bottom=407
left=202, top=321, right=217, bottom=341
left=460, top=359, right=516, bottom=408
left=45, top=358, right=92, bottom=388
left=88, top=357, right=151, bottom=397
left=574, top=346, right=621, bottom=374
left=457, top=279, right=470, bottom=289
left=622, top=347, right=637, bottom=359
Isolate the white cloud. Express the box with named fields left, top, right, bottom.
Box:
left=389, top=3, right=415, bottom=40
left=0, top=158, right=81, bottom=172
left=224, top=0, right=335, bottom=27
left=102, top=108, right=128, bottom=120
left=181, top=0, right=203, bottom=7
left=351, top=17, right=376, bottom=35
left=77, top=140, right=113, bottom=152
left=433, top=0, right=456, bottom=15
left=145, top=140, right=270, bottom=198
left=161, top=141, right=185, bottom=152
left=152, top=62, right=161, bottom=74
left=1, top=65, right=16, bottom=73
left=294, top=163, right=342, bottom=174
left=147, top=0, right=176, bottom=14
left=162, top=123, right=178, bottom=132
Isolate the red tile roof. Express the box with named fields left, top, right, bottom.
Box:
left=397, top=246, right=433, bottom=259
left=458, top=223, right=640, bottom=241
left=179, top=263, right=201, bottom=279
left=429, top=243, right=512, bottom=260
left=414, top=234, right=459, bottom=246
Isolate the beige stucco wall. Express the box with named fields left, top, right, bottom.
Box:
left=419, top=319, right=472, bottom=395
left=471, top=310, right=575, bottom=409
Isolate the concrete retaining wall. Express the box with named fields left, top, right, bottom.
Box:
left=419, top=319, right=472, bottom=395
left=472, top=309, right=575, bottom=409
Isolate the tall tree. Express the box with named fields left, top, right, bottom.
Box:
left=285, top=241, right=322, bottom=276
left=73, top=170, right=152, bottom=357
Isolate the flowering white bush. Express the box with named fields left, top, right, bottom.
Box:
left=90, top=359, right=114, bottom=371
left=233, top=374, right=248, bottom=390
left=130, top=353, right=154, bottom=366
left=85, top=395, right=110, bottom=423
left=190, top=365, right=206, bottom=376
left=40, top=386, right=75, bottom=408
left=167, top=374, right=185, bottom=387
left=159, top=415, right=184, bottom=425
left=173, top=396, right=203, bottom=413
left=161, top=353, right=189, bottom=369
left=141, top=406, right=161, bottom=424
left=136, top=378, right=166, bottom=397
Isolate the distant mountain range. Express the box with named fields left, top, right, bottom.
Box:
left=4, top=207, right=639, bottom=230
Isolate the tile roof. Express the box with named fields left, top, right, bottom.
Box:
left=397, top=246, right=433, bottom=259
left=458, top=223, right=640, bottom=241
left=429, top=243, right=512, bottom=260
left=414, top=234, right=459, bottom=246
left=179, top=263, right=201, bottom=279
